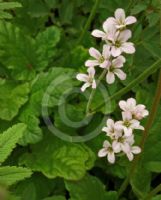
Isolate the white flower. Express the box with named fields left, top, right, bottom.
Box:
left=107, top=29, right=135, bottom=57
left=116, top=112, right=144, bottom=136
left=126, top=145, right=141, bottom=161
left=105, top=8, right=137, bottom=30
left=76, top=67, right=96, bottom=92
left=106, top=55, right=126, bottom=84
left=119, top=98, right=149, bottom=120
left=91, top=21, right=117, bottom=41
left=85, top=45, right=111, bottom=68
left=98, top=140, right=116, bottom=164
left=112, top=134, right=134, bottom=154
left=102, top=119, right=122, bottom=139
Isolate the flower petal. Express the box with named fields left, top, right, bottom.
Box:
left=131, top=146, right=141, bottom=154
left=102, top=44, right=111, bottom=59
left=119, top=29, right=132, bottom=42
left=112, top=141, right=121, bottom=153
left=125, top=16, right=137, bottom=25
left=127, top=98, right=136, bottom=107
left=81, top=82, right=90, bottom=92
left=122, top=111, right=132, bottom=121
left=108, top=152, right=115, bottom=164
left=111, top=46, right=121, bottom=57
left=100, top=60, right=110, bottom=68
left=103, top=18, right=116, bottom=32
left=85, top=60, right=99, bottom=67
left=114, top=69, right=127, bottom=80
left=89, top=47, right=101, bottom=59
left=91, top=29, right=106, bottom=38
left=98, top=148, right=107, bottom=157
left=121, top=42, right=135, bottom=54
left=87, top=67, right=95, bottom=77
left=76, top=73, right=88, bottom=82
left=112, top=55, right=126, bottom=68
left=92, top=79, right=96, bottom=89
left=119, top=100, right=127, bottom=111
left=103, top=140, right=111, bottom=148
left=106, top=71, right=115, bottom=84
left=126, top=152, right=134, bottom=161
left=115, top=8, right=125, bottom=21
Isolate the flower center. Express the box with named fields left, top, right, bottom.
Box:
left=123, top=120, right=131, bottom=127
left=99, top=56, right=105, bottom=63
left=115, top=40, right=121, bottom=47
left=109, top=65, right=115, bottom=72
left=118, top=137, right=125, bottom=143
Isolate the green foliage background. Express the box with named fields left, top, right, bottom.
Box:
left=0, top=0, right=160, bottom=199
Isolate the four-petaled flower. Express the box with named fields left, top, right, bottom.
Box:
left=106, top=55, right=126, bottom=84
left=105, top=8, right=137, bottom=30
left=85, top=45, right=111, bottom=68
left=119, top=98, right=149, bottom=120
left=98, top=140, right=116, bottom=164
left=76, top=67, right=96, bottom=92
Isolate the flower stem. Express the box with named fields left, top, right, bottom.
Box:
left=77, top=0, right=100, bottom=45
left=118, top=69, right=161, bottom=197
left=144, top=183, right=161, bottom=200
left=92, top=59, right=161, bottom=113
left=86, top=68, right=107, bottom=115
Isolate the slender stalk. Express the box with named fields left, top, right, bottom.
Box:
left=118, top=69, right=161, bottom=197
left=86, top=68, right=107, bottom=115
left=144, top=183, right=161, bottom=200
left=77, top=0, right=100, bottom=45
left=91, top=59, right=161, bottom=113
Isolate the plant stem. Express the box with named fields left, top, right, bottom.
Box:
left=118, top=69, right=161, bottom=197
left=144, top=183, right=161, bottom=200
left=92, top=58, right=161, bottom=113
left=86, top=68, right=107, bottom=115
left=77, top=0, right=100, bottom=45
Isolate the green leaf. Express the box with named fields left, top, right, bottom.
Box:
left=35, top=26, right=61, bottom=71
left=0, top=123, right=27, bottom=163
left=20, top=132, right=95, bottom=180
left=131, top=3, right=147, bottom=14
left=0, top=2, right=22, bottom=10
left=0, top=81, right=30, bottom=121
left=0, top=166, right=32, bottom=186
left=65, top=174, right=118, bottom=200
left=130, top=164, right=151, bottom=198
left=152, top=195, right=161, bottom=200
left=43, top=196, right=66, bottom=200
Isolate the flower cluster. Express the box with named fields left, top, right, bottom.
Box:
left=76, top=8, right=137, bottom=91
left=98, top=98, right=149, bottom=164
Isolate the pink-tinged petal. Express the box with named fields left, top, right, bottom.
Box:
left=81, top=82, right=90, bottom=92
left=102, top=44, right=111, bottom=59
left=111, top=46, right=121, bottom=57
left=125, top=16, right=137, bottom=25
left=89, top=47, right=101, bottom=59
left=112, top=55, right=126, bottom=68
left=124, top=127, right=133, bottom=137
left=107, top=119, right=114, bottom=127
left=98, top=148, right=107, bottom=157
left=108, top=152, right=115, bottom=164
left=100, top=60, right=110, bottom=68
left=91, top=29, right=106, bottom=38
left=122, top=111, right=132, bottom=121
left=119, top=29, right=132, bottom=42
left=112, top=141, right=121, bottom=153
left=87, top=67, right=95, bottom=77
left=92, top=79, right=96, bottom=89
left=76, top=73, right=88, bottom=82
left=114, top=69, right=127, bottom=80
left=121, top=142, right=130, bottom=153
left=106, top=71, right=115, bottom=84
left=127, top=98, right=136, bottom=107
left=102, top=127, right=108, bottom=132
left=115, top=8, right=125, bottom=21
left=119, top=100, right=127, bottom=111
left=130, top=119, right=140, bottom=129
left=126, top=152, right=134, bottom=161
left=131, top=146, right=141, bottom=154
left=115, top=121, right=124, bottom=130
left=126, top=135, right=135, bottom=145
left=137, top=125, right=145, bottom=130
left=85, top=60, right=99, bottom=67
left=103, top=140, right=111, bottom=148
left=103, top=18, right=116, bottom=32
left=121, top=42, right=135, bottom=54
